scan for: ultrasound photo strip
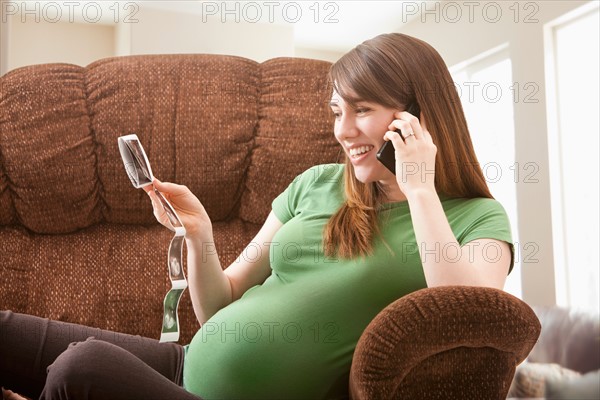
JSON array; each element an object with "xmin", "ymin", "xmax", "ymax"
[
  {"xmin": 160, "ymin": 235, "xmax": 187, "ymax": 342},
  {"xmin": 118, "ymin": 134, "xmax": 154, "ymax": 189},
  {"xmin": 118, "ymin": 133, "xmax": 188, "ymax": 343}
]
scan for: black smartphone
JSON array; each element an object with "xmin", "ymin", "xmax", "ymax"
[{"xmin": 376, "ymin": 102, "xmax": 421, "ymax": 175}]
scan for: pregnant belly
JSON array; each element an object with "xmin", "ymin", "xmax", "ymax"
[{"xmin": 183, "ymin": 277, "xmax": 359, "ymax": 400}]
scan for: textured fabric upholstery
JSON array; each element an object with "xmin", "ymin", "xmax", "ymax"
[
  {"xmin": 0, "ymin": 54, "xmax": 540, "ymax": 396},
  {"xmin": 0, "ymin": 55, "xmax": 335, "ymax": 345},
  {"xmin": 349, "ymin": 286, "xmax": 541, "ymax": 399}
]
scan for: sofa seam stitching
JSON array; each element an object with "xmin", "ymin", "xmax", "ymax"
[{"xmin": 82, "ymin": 64, "xmax": 107, "ymax": 224}]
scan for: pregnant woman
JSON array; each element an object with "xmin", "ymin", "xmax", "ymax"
[{"xmin": 1, "ymin": 32, "xmax": 513, "ymax": 400}]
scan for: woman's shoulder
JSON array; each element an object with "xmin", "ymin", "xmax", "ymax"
[{"xmin": 440, "ymin": 194, "xmax": 508, "ymax": 216}]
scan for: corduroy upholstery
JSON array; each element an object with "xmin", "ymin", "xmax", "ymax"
[{"xmin": 0, "ymin": 54, "xmax": 540, "ymax": 397}]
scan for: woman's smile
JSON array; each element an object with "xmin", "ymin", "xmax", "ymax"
[{"xmin": 347, "ymin": 144, "xmax": 375, "ymax": 162}]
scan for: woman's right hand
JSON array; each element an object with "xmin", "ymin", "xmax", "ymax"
[{"xmin": 143, "ymin": 178, "xmax": 211, "ymax": 240}]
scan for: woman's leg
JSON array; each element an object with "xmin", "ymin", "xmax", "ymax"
[
  {"xmin": 0, "ymin": 310, "xmax": 200, "ymax": 399},
  {"xmin": 40, "ymin": 338, "xmax": 201, "ymax": 400}
]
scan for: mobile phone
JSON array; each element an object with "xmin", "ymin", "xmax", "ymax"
[{"xmin": 376, "ymin": 102, "xmax": 421, "ymax": 175}]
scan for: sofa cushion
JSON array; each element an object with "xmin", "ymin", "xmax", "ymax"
[
  {"xmin": 507, "ymin": 362, "xmax": 581, "ymax": 398},
  {"xmin": 87, "ymin": 54, "xmax": 260, "ymax": 224},
  {"xmin": 0, "ymin": 227, "xmax": 31, "ymax": 312},
  {"xmin": 240, "ymin": 57, "xmax": 339, "ymax": 225},
  {"xmin": 0, "ymin": 163, "xmax": 15, "ymax": 226},
  {"xmin": 0, "ymin": 64, "xmax": 101, "ymax": 233},
  {"xmin": 0, "ymin": 56, "xmax": 341, "ymax": 232},
  {"xmin": 0, "ymin": 55, "xmax": 262, "ymax": 233},
  {"xmin": 0, "ymin": 219, "xmax": 259, "ymax": 345},
  {"xmin": 545, "ymin": 369, "xmax": 600, "ymax": 399},
  {"xmin": 530, "ymin": 306, "xmax": 600, "ymax": 373}
]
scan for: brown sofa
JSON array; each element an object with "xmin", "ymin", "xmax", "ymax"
[{"xmin": 0, "ymin": 54, "xmax": 541, "ymax": 399}]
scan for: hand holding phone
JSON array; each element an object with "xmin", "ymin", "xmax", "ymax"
[{"xmin": 376, "ymin": 102, "xmax": 421, "ymax": 175}]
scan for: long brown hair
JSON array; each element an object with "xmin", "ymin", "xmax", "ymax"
[{"xmin": 323, "ymin": 33, "xmax": 493, "ymax": 259}]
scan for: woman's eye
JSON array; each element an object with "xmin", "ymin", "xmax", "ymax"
[
  {"xmin": 332, "ymin": 111, "xmax": 341, "ymax": 118},
  {"xmin": 355, "ymin": 108, "xmax": 370, "ymax": 114}
]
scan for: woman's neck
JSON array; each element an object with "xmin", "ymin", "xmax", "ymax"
[{"xmin": 378, "ymin": 179, "xmax": 408, "ymax": 203}]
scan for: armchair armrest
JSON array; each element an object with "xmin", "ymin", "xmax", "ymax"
[{"xmin": 349, "ymin": 286, "xmax": 541, "ymax": 399}]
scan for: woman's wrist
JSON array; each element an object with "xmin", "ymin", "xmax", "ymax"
[
  {"xmin": 184, "ymin": 224, "xmax": 214, "ymax": 245},
  {"xmin": 405, "ymin": 187, "xmax": 438, "ymax": 204}
]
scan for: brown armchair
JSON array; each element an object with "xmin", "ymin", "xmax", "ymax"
[
  {"xmin": 350, "ymin": 285, "xmax": 541, "ymax": 399},
  {"xmin": 0, "ymin": 54, "xmax": 540, "ymax": 398}
]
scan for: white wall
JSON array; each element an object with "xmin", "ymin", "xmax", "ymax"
[
  {"xmin": 5, "ymin": 15, "xmax": 115, "ymax": 73},
  {"xmin": 114, "ymin": 21, "xmax": 131, "ymax": 57},
  {"xmin": 125, "ymin": 7, "xmax": 294, "ymax": 62},
  {"xmin": 0, "ymin": 0, "xmax": 11, "ymax": 75},
  {"xmin": 0, "ymin": 3, "xmax": 300, "ymax": 74},
  {"xmin": 295, "ymin": 46, "xmax": 344, "ymax": 63},
  {"xmin": 397, "ymin": 0, "xmax": 591, "ymax": 306}
]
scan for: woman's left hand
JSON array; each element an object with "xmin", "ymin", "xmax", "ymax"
[{"xmin": 383, "ymin": 111, "xmax": 437, "ymax": 197}]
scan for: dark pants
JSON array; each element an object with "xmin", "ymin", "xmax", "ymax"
[{"xmin": 0, "ymin": 310, "xmax": 202, "ymax": 400}]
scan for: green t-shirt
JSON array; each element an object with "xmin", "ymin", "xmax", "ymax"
[{"xmin": 183, "ymin": 163, "xmax": 513, "ymax": 399}]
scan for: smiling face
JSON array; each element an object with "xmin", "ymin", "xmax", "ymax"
[{"xmin": 330, "ymin": 90, "xmax": 399, "ymax": 184}]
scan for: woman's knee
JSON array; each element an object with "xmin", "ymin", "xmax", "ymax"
[{"xmin": 43, "ymin": 338, "xmax": 108, "ymax": 396}]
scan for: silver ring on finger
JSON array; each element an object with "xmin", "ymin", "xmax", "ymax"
[{"xmin": 402, "ymin": 130, "xmax": 414, "ymax": 139}]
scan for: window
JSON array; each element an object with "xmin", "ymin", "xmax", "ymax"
[
  {"xmin": 450, "ymin": 45, "xmax": 522, "ymax": 299},
  {"xmin": 545, "ymin": 2, "xmax": 599, "ymax": 313}
]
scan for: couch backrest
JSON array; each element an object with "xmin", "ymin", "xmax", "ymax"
[
  {"xmin": 0, "ymin": 55, "xmax": 339, "ymax": 233},
  {"xmin": 530, "ymin": 306, "xmax": 600, "ymax": 373}
]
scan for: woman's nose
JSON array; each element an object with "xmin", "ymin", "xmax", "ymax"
[{"xmin": 337, "ymin": 116, "xmax": 359, "ymax": 139}]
